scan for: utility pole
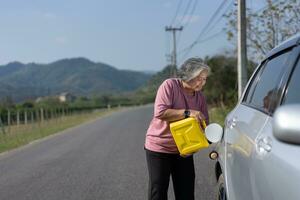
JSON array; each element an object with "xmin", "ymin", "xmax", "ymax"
[
  {"xmin": 165, "ymin": 26, "xmax": 183, "ymax": 77},
  {"xmin": 237, "ymin": 0, "xmax": 248, "ymax": 99}
]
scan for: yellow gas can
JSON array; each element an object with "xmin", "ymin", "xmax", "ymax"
[{"xmin": 170, "ymin": 117, "xmax": 209, "ymax": 156}]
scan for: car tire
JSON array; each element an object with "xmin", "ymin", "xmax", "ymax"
[{"xmin": 217, "ymin": 174, "xmax": 227, "ymax": 200}]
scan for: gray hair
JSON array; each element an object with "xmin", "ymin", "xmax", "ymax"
[{"xmin": 178, "ymin": 57, "xmax": 211, "ymax": 82}]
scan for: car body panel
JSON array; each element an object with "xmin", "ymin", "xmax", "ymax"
[
  {"xmin": 224, "ymin": 105, "xmax": 269, "ymax": 200},
  {"xmin": 251, "ymin": 118, "xmax": 300, "ymax": 200},
  {"xmin": 265, "ymin": 34, "xmax": 300, "ymax": 59},
  {"xmin": 213, "ymin": 34, "xmax": 300, "ymax": 200}
]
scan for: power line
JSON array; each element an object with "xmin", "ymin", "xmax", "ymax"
[
  {"xmin": 179, "ymin": 0, "xmax": 230, "ymax": 61},
  {"xmin": 170, "ymin": 0, "xmax": 183, "ymax": 26},
  {"xmin": 175, "ymin": 0, "xmax": 193, "ymax": 27},
  {"xmin": 193, "ymin": 0, "xmax": 229, "ymax": 41},
  {"xmin": 178, "ymin": 30, "xmax": 224, "ymax": 60},
  {"xmin": 204, "ymin": 0, "xmax": 235, "ymax": 37},
  {"xmin": 176, "ymin": 0, "xmax": 199, "ymax": 45},
  {"xmin": 166, "ymin": 0, "xmax": 195, "ymax": 67},
  {"xmin": 180, "ymin": 0, "xmax": 198, "ymax": 28},
  {"xmin": 176, "ymin": 0, "xmax": 284, "ymax": 67}
]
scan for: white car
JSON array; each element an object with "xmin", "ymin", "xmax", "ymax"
[{"xmin": 205, "ymin": 35, "xmax": 300, "ymax": 200}]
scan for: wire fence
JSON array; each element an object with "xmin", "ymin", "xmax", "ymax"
[{"xmin": 0, "ymin": 105, "xmax": 117, "ymax": 135}]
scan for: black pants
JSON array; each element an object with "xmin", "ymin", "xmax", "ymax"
[{"xmin": 145, "ymin": 149, "xmax": 195, "ymax": 200}]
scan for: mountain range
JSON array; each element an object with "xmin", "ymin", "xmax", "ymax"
[{"xmin": 0, "ymin": 58, "xmax": 152, "ymax": 102}]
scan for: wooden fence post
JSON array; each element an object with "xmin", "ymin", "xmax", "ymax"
[
  {"xmin": 36, "ymin": 109, "xmax": 39, "ymax": 124},
  {"xmin": 7, "ymin": 110, "xmax": 10, "ymax": 126},
  {"xmin": 0, "ymin": 113, "xmax": 6, "ymax": 134},
  {"xmin": 24, "ymin": 110, "xmax": 28, "ymax": 125},
  {"xmin": 31, "ymin": 111, "xmax": 34, "ymax": 124},
  {"xmin": 40, "ymin": 108, "xmax": 44, "ymax": 123},
  {"xmin": 17, "ymin": 110, "xmax": 20, "ymax": 126}
]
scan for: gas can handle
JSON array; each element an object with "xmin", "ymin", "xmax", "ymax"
[{"xmin": 201, "ymin": 120, "xmax": 207, "ymax": 129}]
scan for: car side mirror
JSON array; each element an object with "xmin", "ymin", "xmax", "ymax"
[
  {"xmin": 273, "ymin": 104, "xmax": 300, "ymax": 144},
  {"xmin": 205, "ymin": 123, "xmax": 223, "ymax": 143}
]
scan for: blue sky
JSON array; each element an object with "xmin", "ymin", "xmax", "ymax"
[{"xmin": 0, "ymin": 0, "xmax": 264, "ymax": 71}]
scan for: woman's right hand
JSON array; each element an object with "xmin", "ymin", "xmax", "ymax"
[{"xmin": 189, "ymin": 110, "xmax": 205, "ymax": 123}]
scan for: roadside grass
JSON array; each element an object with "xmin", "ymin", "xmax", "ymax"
[
  {"xmin": 0, "ymin": 108, "xmax": 120, "ymax": 154},
  {"xmin": 0, "ymin": 105, "xmax": 232, "ymax": 154},
  {"xmin": 209, "ymin": 106, "xmax": 233, "ymax": 126}
]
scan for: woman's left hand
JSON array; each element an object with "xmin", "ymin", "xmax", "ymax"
[{"xmin": 189, "ymin": 110, "xmax": 205, "ymax": 123}]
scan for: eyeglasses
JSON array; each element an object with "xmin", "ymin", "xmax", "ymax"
[{"xmin": 194, "ymin": 76, "xmax": 207, "ymax": 82}]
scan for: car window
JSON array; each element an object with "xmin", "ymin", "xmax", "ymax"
[
  {"xmin": 282, "ymin": 58, "xmax": 300, "ymax": 104},
  {"xmin": 243, "ymin": 62, "xmax": 266, "ymax": 104},
  {"xmin": 247, "ymin": 51, "xmax": 291, "ymax": 113}
]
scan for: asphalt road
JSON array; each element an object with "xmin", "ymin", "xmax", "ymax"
[{"xmin": 0, "ymin": 105, "xmax": 217, "ymax": 200}]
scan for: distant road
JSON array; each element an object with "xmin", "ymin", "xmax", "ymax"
[{"xmin": 0, "ymin": 105, "xmax": 217, "ymax": 200}]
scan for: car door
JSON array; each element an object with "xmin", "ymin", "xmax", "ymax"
[
  {"xmin": 224, "ymin": 49, "xmax": 294, "ymax": 200},
  {"xmin": 250, "ymin": 47, "xmax": 300, "ymax": 200}
]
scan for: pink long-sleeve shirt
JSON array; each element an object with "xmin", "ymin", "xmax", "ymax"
[{"xmin": 145, "ymin": 78, "xmax": 209, "ymax": 154}]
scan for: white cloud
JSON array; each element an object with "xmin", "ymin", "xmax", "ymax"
[
  {"xmin": 163, "ymin": 1, "xmax": 172, "ymax": 8},
  {"xmin": 55, "ymin": 36, "xmax": 68, "ymax": 45},
  {"xmin": 43, "ymin": 13, "xmax": 57, "ymax": 20},
  {"xmin": 178, "ymin": 15, "xmax": 201, "ymax": 25}
]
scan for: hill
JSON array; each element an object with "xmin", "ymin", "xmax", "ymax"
[{"xmin": 0, "ymin": 58, "xmax": 151, "ymax": 102}]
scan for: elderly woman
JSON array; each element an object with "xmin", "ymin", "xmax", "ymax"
[{"xmin": 144, "ymin": 57, "xmax": 211, "ymax": 200}]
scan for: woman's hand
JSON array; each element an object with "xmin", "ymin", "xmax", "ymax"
[{"xmin": 189, "ymin": 110, "xmax": 205, "ymax": 123}]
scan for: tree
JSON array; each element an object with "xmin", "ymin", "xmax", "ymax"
[
  {"xmin": 36, "ymin": 97, "xmax": 64, "ymax": 109},
  {"xmin": 224, "ymin": 0, "xmax": 300, "ymax": 60},
  {"xmin": 134, "ymin": 64, "xmax": 177, "ymax": 104},
  {"xmin": 204, "ymin": 55, "xmax": 237, "ymax": 107},
  {"xmin": 0, "ymin": 96, "xmax": 15, "ymax": 108},
  {"xmin": 203, "ymin": 54, "xmax": 257, "ymax": 107},
  {"xmin": 21, "ymin": 101, "xmax": 35, "ymax": 108}
]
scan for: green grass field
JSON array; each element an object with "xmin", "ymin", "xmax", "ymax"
[
  {"xmin": 208, "ymin": 106, "xmax": 232, "ymax": 126},
  {"xmin": 0, "ymin": 106, "xmax": 231, "ymax": 154},
  {"xmin": 0, "ymin": 108, "xmax": 119, "ymax": 153}
]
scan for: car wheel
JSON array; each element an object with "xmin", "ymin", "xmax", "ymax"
[{"xmin": 217, "ymin": 174, "xmax": 227, "ymax": 200}]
